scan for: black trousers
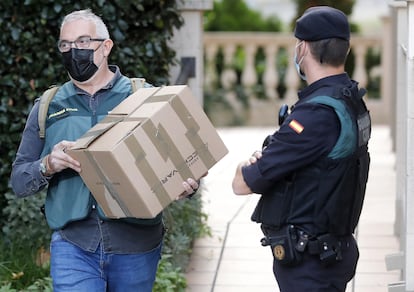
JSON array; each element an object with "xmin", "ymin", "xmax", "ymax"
[{"xmin": 273, "ymin": 235, "xmax": 359, "ymax": 292}]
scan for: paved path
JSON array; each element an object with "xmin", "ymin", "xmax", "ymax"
[{"xmin": 185, "ymin": 125, "xmax": 400, "ymax": 292}]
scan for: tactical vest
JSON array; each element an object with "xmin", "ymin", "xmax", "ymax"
[
  {"xmin": 251, "ymin": 82, "xmax": 371, "ymax": 237},
  {"xmin": 40, "ymin": 76, "xmax": 162, "ymax": 230}
]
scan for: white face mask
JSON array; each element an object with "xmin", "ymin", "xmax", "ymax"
[{"xmin": 294, "ymin": 41, "xmax": 306, "ymax": 81}]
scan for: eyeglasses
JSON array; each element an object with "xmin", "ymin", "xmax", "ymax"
[{"xmin": 57, "ymin": 35, "xmax": 105, "ymax": 53}]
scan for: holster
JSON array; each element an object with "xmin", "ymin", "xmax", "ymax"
[
  {"xmin": 261, "ymin": 225, "xmax": 303, "ymax": 266},
  {"xmin": 307, "ymin": 233, "xmax": 343, "ymax": 266}
]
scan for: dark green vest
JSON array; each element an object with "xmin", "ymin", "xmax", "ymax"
[{"xmin": 41, "ymin": 77, "xmax": 162, "ymax": 230}]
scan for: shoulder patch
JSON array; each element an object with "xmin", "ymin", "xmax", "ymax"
[{"xmin": 289, "ymin": 119, "xmax": 304, "ymax": 134}]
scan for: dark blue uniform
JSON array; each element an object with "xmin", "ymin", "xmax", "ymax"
[
  {"xmin": 243, "ymin": 75, "xmax": 344, "ymax": 192},
  {"xmin": 242, "ymin": 73, "xmax": 365, "ymax": 291}
]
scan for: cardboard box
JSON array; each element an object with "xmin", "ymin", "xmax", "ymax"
[{"xmin": 68, "ymin": 85, "xmax": 228, "ymax": 219}]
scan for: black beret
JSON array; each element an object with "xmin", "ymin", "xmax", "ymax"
[{"xmin": 294, "ymin": 6, "xmax": 350, "ymax": 41}]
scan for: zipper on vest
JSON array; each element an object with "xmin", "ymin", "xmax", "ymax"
[{"xmin": 89, "ymin": 95, "xmax": 98, "ymax": 126}]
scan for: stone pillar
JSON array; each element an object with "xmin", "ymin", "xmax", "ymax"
[
  {"xmin": 386, "ymin": 1, "xmax": 414, "ymax": 291},
  {"xmin": 393, "ymin": 0, "xmax": 408, "ymax": 245},
  {"xmin": 406, "ymin": 1, "xmax": 414, "ymax": 290},
  {"xmin": 382, "ymin": 15, "xmax": 392, "ymax": 127},
  {"xmin": 169, "ymin": 0, "xmax": 213, "ymax": 104}
]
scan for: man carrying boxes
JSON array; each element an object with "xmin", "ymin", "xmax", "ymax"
[{"xmin": 10, "ymin": 9, "xmax": 227, "ymax": 292}]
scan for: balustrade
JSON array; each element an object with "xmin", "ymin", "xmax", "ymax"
[{"xmin": 204, "ymin": 32, "xmax": 387, "ymax": 126}]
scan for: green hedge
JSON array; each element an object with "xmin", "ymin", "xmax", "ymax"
[
  {"xmin": 0, "ymin": 0, "xmax": 209, "ymax": 290},
  {"xmin": 0, "ymin": 0, "xmax": 184, "ymax": 228}
]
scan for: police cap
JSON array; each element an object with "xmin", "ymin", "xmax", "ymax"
[{"xmin": 294, "ymin": 6, "xmax": 350, "ymax": 41}]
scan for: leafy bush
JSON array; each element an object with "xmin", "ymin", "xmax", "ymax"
[
  {"xmin": 163, "ymin": 192, "xmax": 210, "ymax": 270},
  {"xmin": 154, "ymin": 191, "xmax": 211, "ymax": 292},
  {"xmin": 0, "ymin": 0, "xmax": 184, "ymax": 227},
  {"xmin": 0, "ymin": 239, "xmax": 50, "ymax": 290},
  {"xmin": 2, "ymin": 192, "xmax": 50, "ymax": 248},
  {"xmin": 204, "ymin": 0, "xmax": 283, "ymax": 32},
  {"xmin": 153, "ymin": 255, "xmax": 187, "ymax": 292}
]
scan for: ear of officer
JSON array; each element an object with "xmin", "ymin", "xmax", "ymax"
[{"xmin": 293, "ymin": 6, "xmax": 350, "ymax": 85}]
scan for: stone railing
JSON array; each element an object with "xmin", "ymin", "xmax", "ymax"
[{"xmin": 203, "ymin": 31, "xmax": 388, "ymax": 126}]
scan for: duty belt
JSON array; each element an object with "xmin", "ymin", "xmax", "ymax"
[
  {"xmin": 261, "ymin": 225, "xmax": 347, "ymax": 266},
  {"xmin": 297, "ymin": 232, "xmax": 344, "ymax": 265}
]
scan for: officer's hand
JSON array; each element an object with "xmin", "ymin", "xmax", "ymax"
[
  {"xmin": 248, "ymin": 150, "xmax": 262, "ymax": 165},
  {"xmin": 45, "ymin": 140, "xmax": 81, "ymax": 174}
]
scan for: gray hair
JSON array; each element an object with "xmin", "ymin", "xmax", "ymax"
[{"xmin": 61, "ymin": 9, "xmax": 110, "ymax": 39}]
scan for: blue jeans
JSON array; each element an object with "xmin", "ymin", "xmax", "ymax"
[{"xmin": 50, "ymin": 231, "xmax": 162, "ymax": 291}]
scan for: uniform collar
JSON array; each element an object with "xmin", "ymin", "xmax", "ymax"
[
  {"xmin": 298, "ymin": 73, "xmax": 350, "ymax": 100},
  {"xmin": 104, "ymin": 65, "xmax": 121, "ymax": 89}
]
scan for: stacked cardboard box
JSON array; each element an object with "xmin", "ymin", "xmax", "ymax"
[{"xmin": 68, "ymin": 85, "xmax": 228, "ymax": 218}]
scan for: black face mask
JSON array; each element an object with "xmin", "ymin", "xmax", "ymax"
[{"xmin": 62, "ymin": 48, "xmax": 98, "ymax": 82}]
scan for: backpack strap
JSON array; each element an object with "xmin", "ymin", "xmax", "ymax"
[
  {"xmin": 37, "ymin": 78, "xmax": 146, "ymax": 138},
  {"xmin": 38, "ymin": 85, "xmax": 59, "ymax": 139},
  {"xmin": 130, "ymin": 77, "xmax": 146, "ymax": 92}
]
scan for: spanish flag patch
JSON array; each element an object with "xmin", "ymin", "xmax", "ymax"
[{"xmin": 289, "ymin": 119, "xmax": 304, "ymax": 134}]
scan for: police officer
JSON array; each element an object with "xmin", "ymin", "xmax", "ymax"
[{"xmin": 232, "ymin": 6, "xmax": 371, "ymax": 292}]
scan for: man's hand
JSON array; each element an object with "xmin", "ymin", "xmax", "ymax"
[
  {"xmin": 182, "ymin": 178, "xmax": 199, "ymax": 196},
  {"xmin": 177, "ymin": 172, "xmax": 208, "ymax": 200},
  {"xmin": 44, "ymin": 140, "xmax": 81, "ymax": 175},
  {"xmin": 176, "ymin": 178, "xmax": 199, "ymax": 200}
]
